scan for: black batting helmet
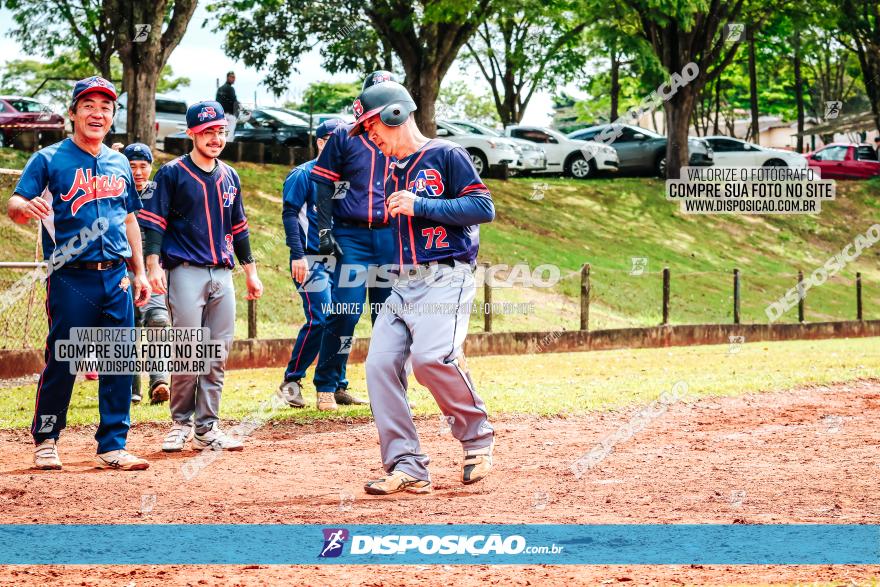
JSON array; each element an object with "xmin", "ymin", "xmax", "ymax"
[
  {"xmin": 349, "ymin": 81, "xmax": 417, "ymax": 137},
  {"xmin": 362, "ymin": 70, "xmax": 398, "ymax": 91}
]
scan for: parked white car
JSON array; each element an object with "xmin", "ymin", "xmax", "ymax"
[
  {"xmin": 504, "ymin": 125, "xmax": 619, "ymax": 179},
  {"xmin": 702, "ymin": 136, "xmax": 807, "ymax": 168},
  {"xmin": 113, "ymin": 93, "xmax": 188, "ymax": 148},
  {"xmin": 444, "ymin": 119, "xmax": 546, "ymax": 172},
  {"xmin": 435, "ymin": 120, "xmax": 520, "ymax": 175}
]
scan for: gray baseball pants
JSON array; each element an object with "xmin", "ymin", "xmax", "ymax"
[
  {"xmin": 166, "ymin": 264, "xmax": 235, "ymax": 433},
  {"xmin": 365, "ymin": 261, "xmax": 494, "ymax": 482}
]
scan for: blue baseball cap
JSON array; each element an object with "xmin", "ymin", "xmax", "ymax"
[
  {"xmin": 122, "ymin": 143, "xmax": 153, "ymax": 163},
  {"xmin": 186, "ymin": 100, "xmax": 227, "ymax": 133},
  {"xmin": 316, "ymin": 118, "xmax": 345, "ymax": 139},
  {"xmin": 71, "ymin": 76, "xmax": 118, "ymax": 103}
]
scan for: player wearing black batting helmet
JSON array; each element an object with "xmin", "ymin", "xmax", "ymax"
[{"xmin": 361, "ymin": 70, "xmax": 398, "ymax": 91}]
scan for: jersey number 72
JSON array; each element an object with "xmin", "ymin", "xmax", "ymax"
[{"xmin": 421, "ymin": 226, "xmax": 449, "ymax": 249}]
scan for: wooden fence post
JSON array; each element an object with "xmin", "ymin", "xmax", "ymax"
[
  {"xmin": 580, "ymin": 263, "xmax": 590, "ymax": 331},
  {"xmin": 856, "ymin": 272, "xmax": 863, "ymax": 321},
  {"xmin": 484, "ymin": 264, "xmax": 493, "ymax": 333},
  {"xmin": 797, "ymin": 270, "xmax": 805, "ymax": 323},
  {"xmin": 661, "ymin": 267, "xmax": 670, "ymax": 325},
  {"xmin": 248, "ymin": 299, "xmax": 257, "ymax": 339},
  {"xmin": 733, "ymin": 268, "xmax": 741, "ymax": 325}
]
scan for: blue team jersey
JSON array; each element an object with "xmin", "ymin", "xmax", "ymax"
[
  {"xmin": 138, "ymin": 155, "xmax": 249, "ymax": 269},
  {"xmin": 310, "ymin": 123, "xmax": 389, "ymax": 225},
  {"xmin": 386, "ymin": 139, "xmax": 491, "ymax": 265},
  {"xmin": 14, "ymin": 139, "xmax": 141, "ymax": 263},
  {"xmin": 282, "ymin": 159, "xmax": 320, "ymax": 257}
]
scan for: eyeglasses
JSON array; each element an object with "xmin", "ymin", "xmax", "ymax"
[{"xmin": 199, "ymin": 129, "xmax": 229, "ymax": 139}]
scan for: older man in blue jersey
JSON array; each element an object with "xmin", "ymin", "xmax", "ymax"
[
  {"xmin": 7, "ymin": 76, "xmax": 151, "ymax": 471},
  {"xmin": 350, "ymin": 81, "xmax": 496, "ymax": 495},
  {"xmin": 308, "ymin": 71, "xmax": 400, "ymax": 411},
  {"xmin": 276, "ymin": 118, "xmax": 345, "ymax": 409}
]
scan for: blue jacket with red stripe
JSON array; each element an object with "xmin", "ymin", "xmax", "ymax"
[
  {"xmin": 386, "ymin": 139, "xmax": 494, "ymax": 266},
  {"xmin": 138, "ymin": 154, "xmax": 249, "ymax": 269},
  {"xmin": 310, "ymin": 123, "xmax": 389, "ymax": 225}
]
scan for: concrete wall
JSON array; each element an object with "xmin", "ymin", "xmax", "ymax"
[{"xmin": 2, "ymin": 320, "xmax": 877, "ymax": 380}]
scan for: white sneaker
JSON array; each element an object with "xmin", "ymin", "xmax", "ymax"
[
  {"xmin": 94, "ymin": 449, "xmax": 149, "ymax": 470},
  {"xmin": 162, "ymin": 423, "xmax": 194, "ymax": 452},
  {"xmin": 192, "ymin": 422, "xmax": 243, "ymax": 451},
  {"xmin": 33, "ymin": 439, "xmax": 62, "ymax": 470}
]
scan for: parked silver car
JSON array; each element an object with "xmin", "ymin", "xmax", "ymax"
[
  {"xmin": 444, "ymin": 119, "xmax": 546, "ymax": 172},
  {"xmin": 113, "ymin": 93, "xmax": 188, "ymax": 148}
]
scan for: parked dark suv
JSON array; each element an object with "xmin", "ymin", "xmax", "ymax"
[
  {"xmin": 233, "ymin": 107, "xmax": 312, "ymax": 147},
  {"xmin": 568, "ymin": 124, "xmax": 713, "ymax": 176}
]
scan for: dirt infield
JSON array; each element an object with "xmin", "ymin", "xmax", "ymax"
[{"xmin": 1, "ymin": 379, "xmax": 879, "ymax": 585}]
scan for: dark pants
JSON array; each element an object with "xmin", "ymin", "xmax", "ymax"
[
  {"xmin": 32, "ymin": 263, "xmax": 134, "ymax": 453},
  {"xmin": 313, "ymin": 225, "xmax": 394, "ymax": 393},
  {"xmin": 284, "ymin": 259, "xmax": 332, "ymax": 381}
]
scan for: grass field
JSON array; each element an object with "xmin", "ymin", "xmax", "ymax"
[
  {"xmin": 0, "ymin": 336, "xmax": 877, "ymax": 429},
  {"xmin": 2, "ymin": 146, "xmax": 880, "ymax": 347}
]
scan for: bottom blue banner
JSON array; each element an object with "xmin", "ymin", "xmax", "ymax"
[{"xmin": 0, "ymin": 524, "xmax": 876, "ymax": 565}]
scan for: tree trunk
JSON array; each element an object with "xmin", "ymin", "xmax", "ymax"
[
  {"xmin": 408, "ymin": 66, "xmax": 440, "ymax": 137},
  {"xmin": 713, "ymin": 76, "xmax": 721, "ymax": 135},
  {"xmin": 748, "ymin": 35, "xmax": 760, "ymax": 145},
  {"xmin": 127, "ymin": 61, "xmax": 160, "ymax": 145},
  {"xmin": 610, "ymin": 48, "xmax": 621, "ymax": 121},
  {"xmin": 793, "ymin": 30, "xmax": 805, "ymax": 153},
  {"xmin": 663, "ymin": 89, "xmax": 695, "ymax": 180}
]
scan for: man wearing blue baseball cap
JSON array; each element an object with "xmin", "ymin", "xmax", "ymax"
[
  {"xmin": 276, "ymin": 118, "xmax": 346, "ymax": 409},
  {"xmin": 115, "ymin": 142, "xmax": 171, "ymax": 405},
  {"xmin": 7, "ymin": 75, "xmax": 151, "ymax": 470},
  {"xmin": 139, "ymin": 100, "xmax": 263, "ymax": 452}
]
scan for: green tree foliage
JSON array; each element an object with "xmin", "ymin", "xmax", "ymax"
[
  {"xmin": 436, "ymin": 80, "xmax": 500, "ymax": 125},
  {"xmin": 288, "ymin": 81, "xmax": 361, "ymax": 113}
]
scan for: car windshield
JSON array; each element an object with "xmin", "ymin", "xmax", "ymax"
[
  {"xmin": 454, "ymin": 121, "xmax": 501, "ymax": 136},
  {"xmin": 439, "ymin": 121, "xmax": 469, "ymax": 135},
  {"xmin": 261, "ymin": 108, "xmax": 309, "ymax": 126},
  {"xmin": 626, "ymin": 125, "xmax": 662, "ymax": 138},
  {"xmin": 9, "ymin": 99, "xmax": 48, "ymax": 113},
  {"xmin": 156, "ymin": 99, "xmax": 187, "ymax": 115}
]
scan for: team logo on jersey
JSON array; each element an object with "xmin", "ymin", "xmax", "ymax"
[
  {"xmin": 60, "ymin": 168, "xmax": 126, "ymax": 215},
  {"xmin": 222, "ymin": 186, "xmax": 237, "ymax": 207},
  {"xmin": 407, "ymin": 168, "xmax": 444, "ymax": 197},
  {"xmin": 198, "ymin": 106, "xmax": 217, "ymax": 121},
  {"xmin": 352, "ymin": 99, "xmax": 364, "ymax": 118}
]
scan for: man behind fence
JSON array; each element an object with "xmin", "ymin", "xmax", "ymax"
[{"xmin": 6, "ymin": 76, "xmax": 151, "ymax": 471}]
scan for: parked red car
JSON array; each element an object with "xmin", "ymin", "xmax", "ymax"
[
  {"xmin": 805, "ymin": 143, "xmax": 880, "ymax": 179},
  {"xmin": 0, "ymin": 96, "xmax": 65, "ymax": 149}
]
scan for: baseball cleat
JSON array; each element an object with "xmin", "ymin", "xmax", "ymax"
[
  {"xmin": 277, "ymin": 379, "xmax": 306, "ymax": 408},
  {"xmin": 150, "ymin": 382, "xmax": 170, "ymax": 405},
  {"xmin": 33, "ymin": 439, "xmax": 62, "ymax": 470},
  {"xmin": 162, "ymin": 422, "xmax": 194, "ymax": 452},
  {"xmin": 192, "ymin": 422, "xmax": 243, "ymax": 451},
  {"xmin": 131, "ymin": 390, "xmax": 142, "ymax": 404},
  {"xmin": 94, "ymin": 449, "xmax": 149, "ymax": 470},
  {"xmin": 334, "ymin": 386, "xmax": 368, "ymax": 405},
  {"xmin": 317, "ymin": 392, "xmax": 338, "ymax": 411},
  {"xmin": 462, "ymin": 441, "xmax": 494, "ymax": 485},
  {"xmin": 364, "ymin": 470, "xmax": 432, "ymax": 495}
]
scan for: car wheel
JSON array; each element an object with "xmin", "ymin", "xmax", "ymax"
[
  {"xmin": 656, "ymin": 155, "xmax": 667, "ymax": 177},
  {"xmin": 565, "ymin": 154, "xmax": 593, "ymax": 179},
  {"xmin": 467, "ymin": 149, "xmax": 488, "ymax": 175},
  {"xmin": 763, "ymin": 158, "xmax": 787, "ymax": 167}
]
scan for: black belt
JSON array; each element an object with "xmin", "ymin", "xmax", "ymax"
[
  {"xmin": 336, "ymin": 219, "xmax": 390, "ymax": 229},
  {"xmin": 65, "ymin": 259, "xmax": 123, "ymax": 271},
  {"xmin": 180, "ymin": 262, "xmax": 229, "ymax": 269},
  {"xmin": 399, "ymin": 258, "xmax": 460, "ymax": 277}
]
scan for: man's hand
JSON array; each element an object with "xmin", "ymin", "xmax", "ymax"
[
  {"xmin": 132, "ymin": 271, "xmax": 151, "ymax": 307},
  {"xmin": 318, "ymin": 229, "xmax": 344, "ymax": 257},
  {"xmin": 290, "ymin": 257, "xmax": 308, "ymax": 284},
  {"xmin": 387, "ymin": 190, "xmax": 419, "ymax": 217},
  {"xmin": 7, "ymin": 194, "xmax": 50, "ymax": 223},
  {"xmin": 243, "ymin": 264, "xmax": 263, "ymax": 300},
  {"xmin": 146, "ymin": 255, "xmax": 167, "ymax": 294}
]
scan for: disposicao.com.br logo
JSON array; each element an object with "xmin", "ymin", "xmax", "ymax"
[{"xmin": 319, "ymin": 528, "xmax": 563, "ymax": 557}]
